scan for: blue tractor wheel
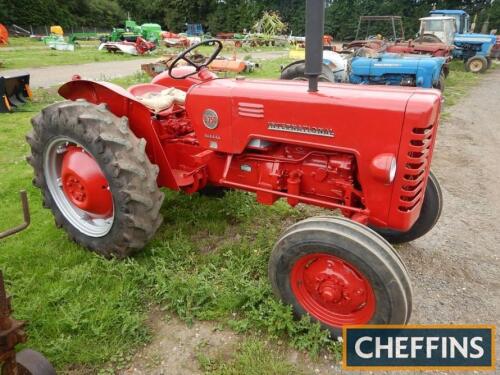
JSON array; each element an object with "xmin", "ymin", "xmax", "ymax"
[{"xmin": 465, "ymin": 56, "xmax": 488, "ymax": 73}]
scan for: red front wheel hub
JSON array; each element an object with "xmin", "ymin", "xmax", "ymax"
[
  {"xmin": 61, "ymin": 146, "xmax": 113, "ymax": 217},
  {"xmin": 290, "ymin": 253, "xmax": 376, "ymax": 326}
]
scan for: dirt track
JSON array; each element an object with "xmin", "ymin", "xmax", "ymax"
[
  {"xmin": 0, "ymin": 50, "xmax": 287, "ymax": 88},
  {"xmin": 117, "ymin": 69, "xmax": 500, "ymax": 374}
]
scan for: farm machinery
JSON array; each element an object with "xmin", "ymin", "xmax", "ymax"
[
  {"xmin": 103, "ymin": 19, "xmax": 163, "ymax": 44},
  {"xmin": 27, "ymin": 0, "xmax": 443, "ymax": 336},
  {"xmin": 141, "ymin": 54, "xmax": 256, "ymax": 77},
  {"xmin": 492, "ymin": 36, "xmax": 500, "ymax": 60},
  {"xmin": 281, "ymin": 49, "xmax": 446, "ymax": 90},
  {"xmin": 0, "ymin": 74, "xmax": 32, "ymax": 113},
  {"xmin": 343, "ymin": 15, "xmax": 452, "ymax": 76},
  {"xmin": 0, "ymin": 24, "xmax": 8, "ymax": 45},
  {"xmin": 346, "ymin": 15, "xmax": 453, "ymax": 59},
  {"xmin": 99, "ymin": 37, "xmax": 156, "ymax": 55},
  {"xmin": 0, "ymin": 191, "xmax": 56, "ymax": 374},
  {"xmin": 424, "ymin": 10, "xmax": 497, "ymax": 72},
  {"xmin": 282, "ymin": 15, "xmax": 448, "ymax": 90}
]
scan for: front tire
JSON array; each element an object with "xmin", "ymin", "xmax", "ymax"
[
  {"xmin": 268, "ymin": 217, "xmax": 412, "ymax": 338},
  {"xmin": 371, "ymin": 171, "xmax": 443, "ymax": 244},
  {"xmin": 465, "ymin": 56, "xmax": 488, "ymax": 73},
  {"xmin": 27, "ymin": 100, "xmax": 164, "ymax": 258}
]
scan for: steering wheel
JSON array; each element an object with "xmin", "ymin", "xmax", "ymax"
[{"xmin": 168, "ymin": 39, "xmax": 223, "ymax": 79}]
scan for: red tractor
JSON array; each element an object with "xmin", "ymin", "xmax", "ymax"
[{"xmin": 27, "ymin": 1, "xmax": 442, "ymax": 337}]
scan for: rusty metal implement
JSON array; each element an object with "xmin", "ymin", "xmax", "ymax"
[
  {"xmin": 0, "ymin": 191, "xmax": 56, "ymax": 374},
  {"xmin": 0, "ymin": 190, "xmax": 30, "ymax": 240}
]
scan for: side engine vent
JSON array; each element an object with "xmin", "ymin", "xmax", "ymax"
[
  {"xmin": 398, "ymin": 123, "xmax": 436, "ymax": 212},
  {"xmin": 238, "ymin": 102, "xmax": 264, "ymax": 118}
]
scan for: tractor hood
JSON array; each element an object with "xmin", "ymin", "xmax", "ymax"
[
  {"xmin": 185, "ymin": 78, "xmax": 440, "ymax": 155},
  {"xmin": 454, "ymin": 33, "xmax": 496, "ymax": 46},
  {"xmin": 351, "ymin": 53, "xmax": 445, "ymax": 86}
]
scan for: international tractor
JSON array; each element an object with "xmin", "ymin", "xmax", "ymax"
[
  {"xmin": 26, "ymin": 1, "xmax": 443, "ymax": 337},
  {"xmin": 422, "ymin": 10, "xmax": 497, "ymax": 73}
]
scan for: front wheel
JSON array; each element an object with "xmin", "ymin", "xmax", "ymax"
[
  {"xmin": 371, "ymin": 171, "xmax": 442, "ymax": 244},
  {"xmin": 268, "ymin": 216, "xmax": 412, "ymax": 338},
  {"xmin": 465, "ymin": 55, "xmax": 488, "ymax": 73}
]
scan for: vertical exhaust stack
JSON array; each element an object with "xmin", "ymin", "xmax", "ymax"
[{"xmin": 305, "ymin": 0, "xmax": 325, "ymax": 92}]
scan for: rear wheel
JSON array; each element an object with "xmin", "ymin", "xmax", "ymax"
[
  {"xmin": 371, "ymin": 171, "xmax": 442, "ymax": 244},
  {"xmin": 465, "ymin": 56, "xmax": 488, "ymax": 73},
  {"xmin": 268, "ymin": 216, "xmax": 412, "ymax": 338},
  {"xmin": 280, "ymin": 61, "xmax": 335, "ymax": 82},
  {"xmin": 27, "ymin": 100, "xmax": 164, "ymax": 258}
]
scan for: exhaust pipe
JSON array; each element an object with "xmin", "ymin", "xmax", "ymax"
[{"xmin": 305, "ymin": 0, "xmax": 325, "ymax": 92}]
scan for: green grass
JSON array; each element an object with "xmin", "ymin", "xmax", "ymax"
[
  {"xmin": 0, "ymin": 40, "xmax": 158, "ymax": 70},
  {"xmin": 0, "ymin": 37, "xmax": 288, "ymax": 70},
  {"xmin": 0, "ymin": 57, "xmax": 486, "ymax": 372},
  {"xmin": 441, "ymin": 60, "xmax": 481, "ymax": 109},
  {"xmin": 198, "ymin": 338, "xmax": 304, "ymax": 375}
]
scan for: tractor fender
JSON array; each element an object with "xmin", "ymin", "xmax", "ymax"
[{"xmin": 58, "ymin": 79, "xmax": 179, "ymax": 189}]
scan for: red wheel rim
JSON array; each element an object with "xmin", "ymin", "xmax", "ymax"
[
  {"xmin": 61, "ymin": 145, "xmax": 113, "ymax": 217},
  {"xmin": 290, "ymin": 253, "xmax": 376, "ymax": 327}
]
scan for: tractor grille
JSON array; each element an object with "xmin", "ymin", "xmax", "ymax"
[
  {"xmin": 398, "ymin": 122, "xmax": 436, "ymax": 212},
  {"xmin": 238, "ymin": 102, "xmax": 264, "ymax": 118}
]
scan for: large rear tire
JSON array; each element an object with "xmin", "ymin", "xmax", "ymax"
[
  {"xmin": 371, "ymin": 171, "xmax": 442, "ymax": 244},
  {"xmin": 27, "ymin": 100, "xmax": 164, "ymax": 258},
  {"xmin": 268, "ymin": 216, "xmax": 412, "ymax": 338},
  {"xmin": 280, "ymin": 61, "xmax": 335, "ymax": 82}
]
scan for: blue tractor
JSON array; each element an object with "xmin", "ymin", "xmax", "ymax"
[
  {"xmin": 281, "ymin": 49, "xmax": 446, "ymax": 90},
  {"xmin": 348, "ymin": 51, "xmax": 446, "ymax": 89},
  {"xmin": 421, "ymin": 10, "xmax": 497, "ymax": 73}
]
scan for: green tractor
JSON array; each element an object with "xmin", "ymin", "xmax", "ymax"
[{"xmin": 104, "ymin": 19, "xmax": 162, "ymax": 44}]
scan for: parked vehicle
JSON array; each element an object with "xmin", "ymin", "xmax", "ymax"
[
  {"xmin": 104, "ymin": 19, "xmax": 163, "ymax": 44},
  {"xmin": 282, "ymin": 49, "xmax": 446, "ymax": 90},
  {"xmin": 336, "ymin": 16, "xmax": 452, "ymax": 89},
  {"xmin": 423, "ymin": 10, "xmax": 497, "ymax": 72},
  {"xmin": 27, "ymin": 1, "xmax": 443, "ymax": 336}
]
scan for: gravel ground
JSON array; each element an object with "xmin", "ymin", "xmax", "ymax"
[{"xmin": 0, "ymin": 50, "xmax": 287, "ymax": 88}]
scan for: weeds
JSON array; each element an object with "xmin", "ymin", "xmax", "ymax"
[{"xmin": 198, "ymin": 338, "xmax": 304, "ymax": 375}]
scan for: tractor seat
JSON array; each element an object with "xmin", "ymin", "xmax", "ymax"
[{"xmin": 128, "ymin": 83, "xmax": 186, "ymax": 113}]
